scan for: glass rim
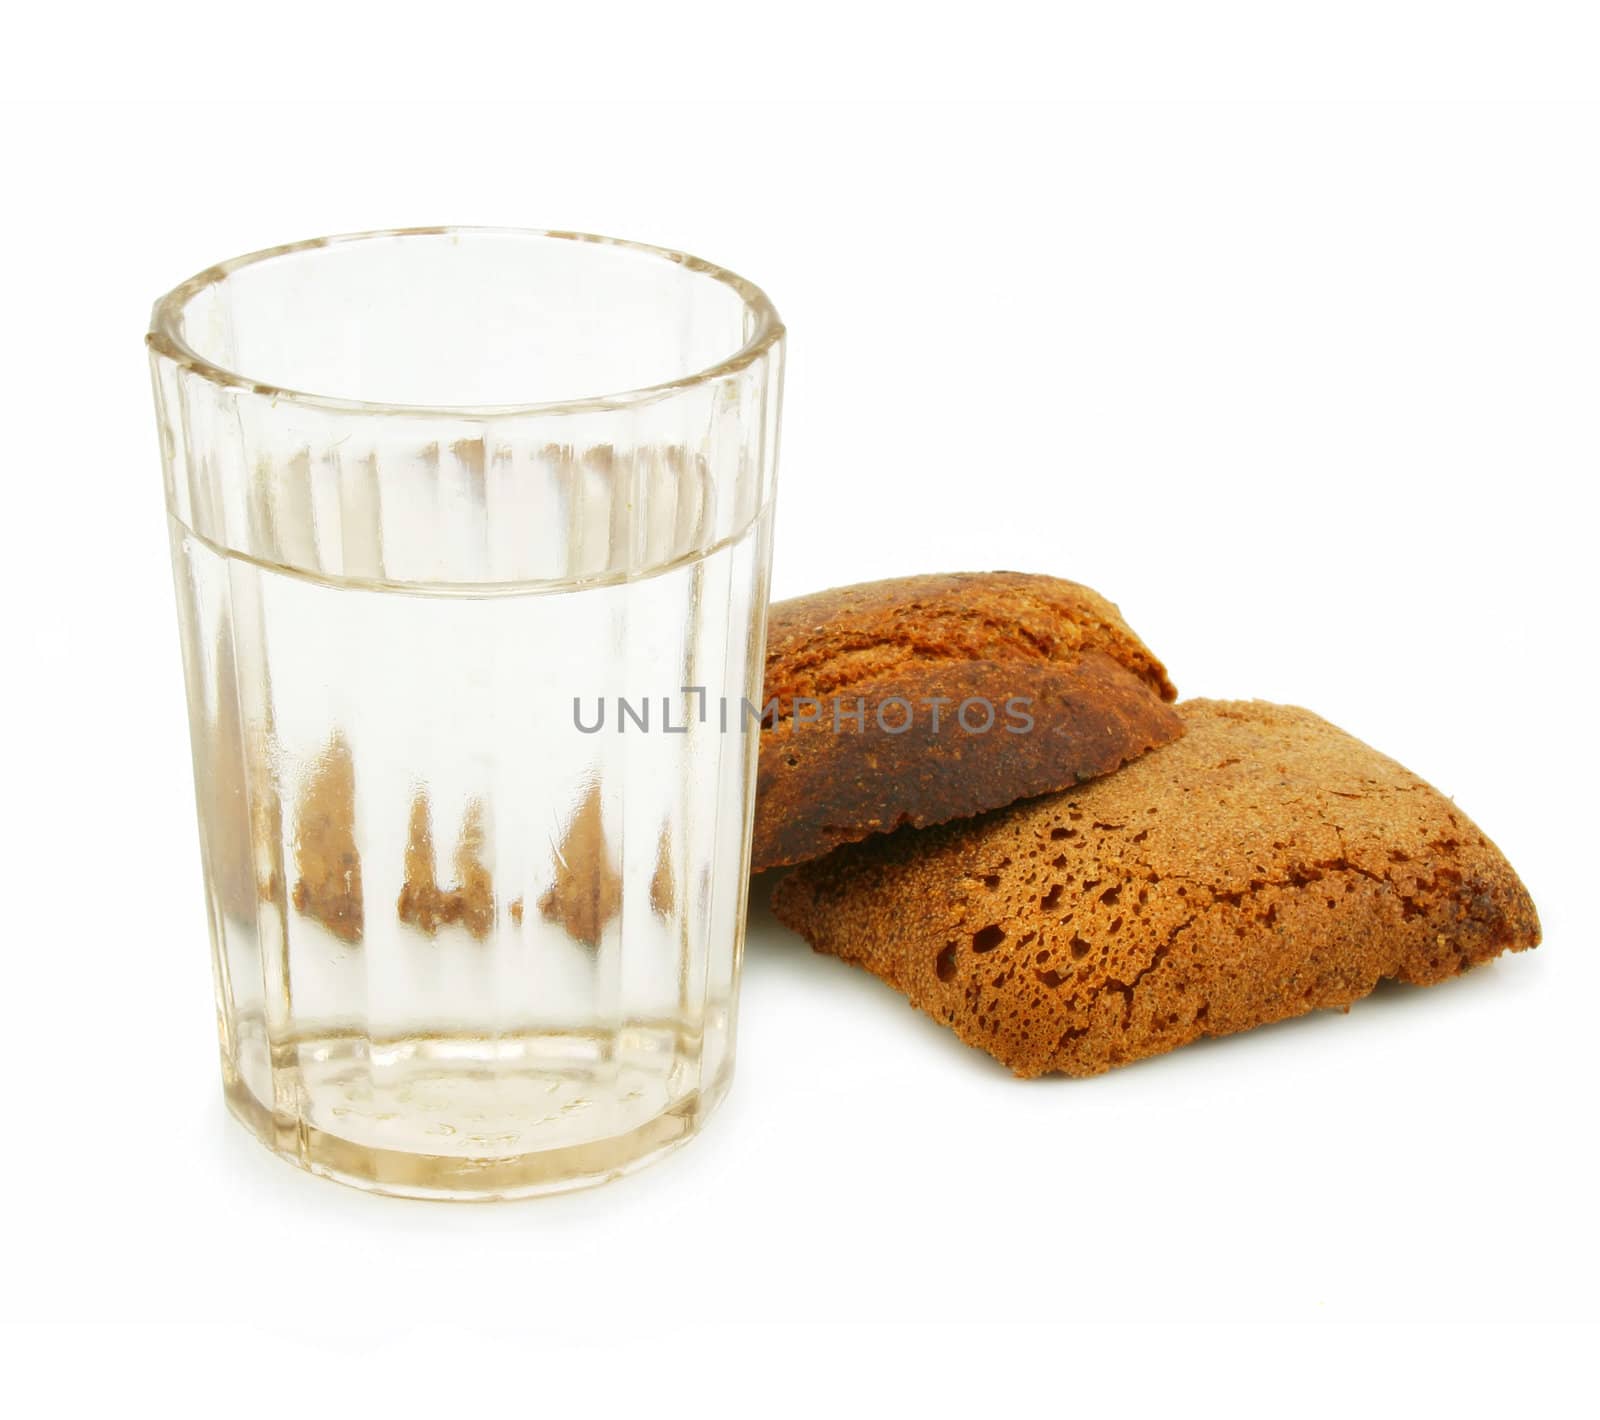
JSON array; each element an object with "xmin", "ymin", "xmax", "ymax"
[{"xmin": 146, "ymin": 225, "xmax": 785, "ymax": 420}]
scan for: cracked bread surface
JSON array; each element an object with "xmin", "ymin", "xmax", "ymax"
[
  {"xmin": 770, "ymin": 699, "xmax": 1540, "ymax": 1077},
  {"xmin": 753, "ymin": 572, "xmax": 1181, "ymax": 871}
]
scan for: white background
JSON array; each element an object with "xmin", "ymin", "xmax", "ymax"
[{"xmin": 4, "ymin": 15, "xmax": 1598, "ymax": 1410}]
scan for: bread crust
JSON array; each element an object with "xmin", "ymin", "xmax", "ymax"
[
  {"xmin": 753, "ymin": 572, "xmax": 1181, "ymax": 871},
  {"xmin": 771, "ymin": 700, "xmax": 1541, "ymax": 1077}
]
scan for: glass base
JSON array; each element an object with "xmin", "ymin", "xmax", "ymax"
[{"xmin": 221, "ymin": 1036, "xmax": 731, "ymax": 1201}]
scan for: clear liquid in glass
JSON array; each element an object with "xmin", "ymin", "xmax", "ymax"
[{"xmin": 171, "ymin": 513, "xmax": 768, "ymax": 1198}]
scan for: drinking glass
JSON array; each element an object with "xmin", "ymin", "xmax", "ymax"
[{"xmin": 148, "ymin": 228, "xmax": 784, "ymax": 1198}]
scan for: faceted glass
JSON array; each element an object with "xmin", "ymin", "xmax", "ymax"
[{"xmin": 148, "ymin": 229, "xmax": 784, "ymax": 1198}]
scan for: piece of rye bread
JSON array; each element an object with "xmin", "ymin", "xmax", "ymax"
[
  {"xmin": 752, "ymin": 572, "xmax": 1181, "ymax": 872},
  {"xmin": 771, "ymin": 699, "xmax": 1540, "ymax": 1077}
]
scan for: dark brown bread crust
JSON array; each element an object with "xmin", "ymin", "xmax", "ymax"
[
  {"xmin": 771, "ymin": 700, "xmax": 1541, "ymax": 1077},
  {"xmin": 752, "ymin": 573, "xmax": 1181, "ymax": 871}
]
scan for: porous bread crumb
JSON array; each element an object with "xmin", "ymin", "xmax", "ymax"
[
  {"xmin": 772, "ymin": 700, "xmax": 1541, "ymax": 1077},
  {"xmin": 754, "ymin": 572, "xmax": 1182, "ymax": 871}
]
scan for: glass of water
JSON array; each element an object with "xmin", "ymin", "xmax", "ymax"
[{"xmin": 148, "ymin": 229, "xmax": 784, "ymax": 1198}]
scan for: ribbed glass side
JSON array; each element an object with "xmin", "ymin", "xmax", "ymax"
[{"xmin": 150, "ymin": 230, "xmax": 782, "ymax": 1198}]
